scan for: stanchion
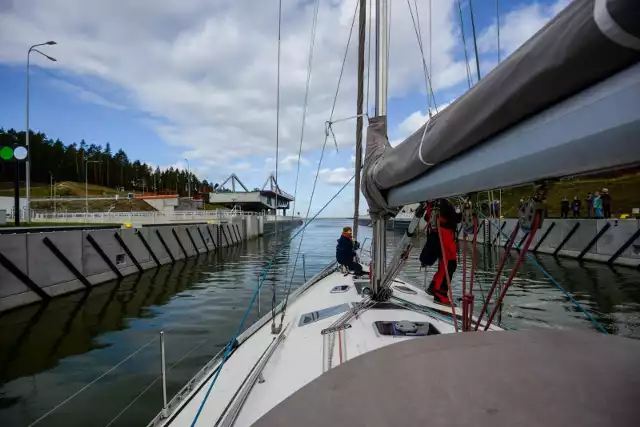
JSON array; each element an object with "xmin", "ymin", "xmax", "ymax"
[{"xmin": 160, "ymin": 331, "xmax": 168, "ymax": 418}]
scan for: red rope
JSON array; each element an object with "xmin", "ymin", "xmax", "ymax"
[
  {"xmin": 466, "ymin": 217, "xmax": 479, "ymax": 330},
  {"xmin": 484, "ymin": 213, "xmax": 541, "ymax": 330},
  {"xmin": 473, "ymin": 221, "xmax": 520, "ymax": 330},
  {"xmin": 461, "ymin": 230, "xmax": 468, "ymax": 331},
  {"xmin": 437, "ymin": 217, "xmax": 459, "ymax": 332}
]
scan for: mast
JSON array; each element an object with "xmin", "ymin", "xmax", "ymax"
[
  {"xmin": 372, "ymin": 0, "xmax": 388, "ymax": 297},
  {"xmin": 353, "ymin": 0, "xmax": 366, "ymax": 240}
]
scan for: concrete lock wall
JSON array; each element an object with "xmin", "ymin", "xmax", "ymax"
[
  {"xmin": 463, "ymin": 218, "xmax": 640, "ymax": 267},
  {"xmin": 0, "ymin": 234, "xmax": 31, "ymax": 310},
  {"xmin": 0, "ymin": 218, "xmax": 302, "ymax": 312}
]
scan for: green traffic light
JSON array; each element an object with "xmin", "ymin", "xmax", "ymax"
[{"xmin": 0, "ymin": 146, "xmax": 13, "ymax": 161}]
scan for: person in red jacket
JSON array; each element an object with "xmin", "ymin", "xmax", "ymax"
[{"xmin": 426, "ymin": 199, "xmax": 461, "ymax": 306}]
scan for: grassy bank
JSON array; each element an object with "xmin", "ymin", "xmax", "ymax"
[{"xmin": 483, "ymin": 172, "xmax": 640, "ymax": 218}]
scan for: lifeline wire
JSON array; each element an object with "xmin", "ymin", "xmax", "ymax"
[
  {"xmin": 190, "ymin": 174, "xmax": 356, "ymax": 427},
  {"xmin": 28, "ymin": 336, "xmax": 159, "ymax": 427},
  {"xmin": 105, "ymin": 335, "xmax": 215, "ymax": 427}
]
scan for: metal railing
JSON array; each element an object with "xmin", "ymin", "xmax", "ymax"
[{"xmin": 4, "ymin": 208, "xmax": 300, "ymax": 225}]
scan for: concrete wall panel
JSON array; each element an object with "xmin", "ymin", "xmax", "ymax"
[
  {"xmin": 144, "ymin": 227, "xmax": 170, "ymax": 263},
  {"xmin": 156, "ymin": 227, "xmax": 182, "ymax": 260},
  {"xmin": 185, "ymin": 225, "xmax": 206, "ymax": 253},
  {"xmin": 561, "ymin": 219, "xmax": 597, "ymax": 252},
  {"xmin": 541, "ymin": 220, "xmax": 563, "ymax": 250},
  {"xmin": 531, "ymin": 220, "xmax": 554, "ymax": 249},
  {"xmin": 207, "ymin": 224, "xmax": 219, "ymax": 248},
  {"xmin": 224, "ymin": 224, "xmax": 236, "ymax": 246},
  {"xmin": 119, "ymin": 228, "xmax": 152, "ymax": 266},
  {"xmin": 219, "ymin": 224, "xmax": 231, "ymax": 247},
  {"xmin": 196, "ymin": 225, "xmax": 213, "ymax": 251},
  {"xmin": 82, "ymin": 229, "xmax": 123, "ymax": 277},
  {"xmin": 29, "ymin": 231, "xmax": 83, "ymax": 289},
  {"xmin": 174, "ymin": 226, "xmax": 194, "ymax": 257},
  {"xmin": 0, "ymin": 234, "xmax": 30, "ymax": 298},
  {"xmin": 596, "ymin": 220, "xmax": 639, "ymax": 257}
]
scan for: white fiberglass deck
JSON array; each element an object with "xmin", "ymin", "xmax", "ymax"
[{"xmin": 153, "ymin": 266, "xmax": 500, "ymax": 427}]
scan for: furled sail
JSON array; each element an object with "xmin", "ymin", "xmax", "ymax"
[{"xmin": 362, "ymin": 0, "xmax": 640, "ymax": 219}]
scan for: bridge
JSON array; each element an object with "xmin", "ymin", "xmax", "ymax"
[{"xmin": 208, "ymin": 173, "xmax": 294, "ymax": 216}]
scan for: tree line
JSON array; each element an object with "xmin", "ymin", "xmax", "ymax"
[{"xmin": 0, "ymin": 128, "xmax": 209, "ymax": 196}]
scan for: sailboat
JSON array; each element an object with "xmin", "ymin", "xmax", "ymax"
[{"xmin": 148, "ymin": 1, "xmax": 640, "ymax": 426}]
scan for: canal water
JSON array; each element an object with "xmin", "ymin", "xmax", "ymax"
[{"xmin": 1, "ymin": 219, "xmax": 639, "ymax": 426}]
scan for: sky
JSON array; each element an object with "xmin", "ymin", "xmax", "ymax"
[{"xmin": 0, "ymin": 0, "xmax": 570, "ymax": 217}]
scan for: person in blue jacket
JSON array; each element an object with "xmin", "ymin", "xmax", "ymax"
[{"xmin": 336, "ymin": 226, "xmax": 364, "ymax": 276}]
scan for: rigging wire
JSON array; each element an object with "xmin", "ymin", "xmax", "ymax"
[
  {"xmin": 386, "ymin": 0, "xmax": 391, "ymax": 106},
  {"xmin": 189, "ymin": 174, "xmax": 356, "ymax": 427},
  {"xmin": 290, "ymin": 0, "xmax": 320, "ymax": 220},
  {"xmin": 406, "ymin": 0, "xmax": 438, "ymax": 115},
  {"xmin": 278, "ymin": 0, "xmax": 360, "ymax": 324},
  {"xmin": 189, "ymin": 7, "xmax": 362, "ymax": 422},
  {"xmin": 428, "ymin": 0, "xmax": 432, "ymax": 114},
  {"xmin": 270, "ymin": 0, "xmax": 284, "ymax": 330},
  {"xmin": 468, "ymin": 0, "xmax": 482, "ymax": 81},
  {"xmin": 496, "ymin": 0, "xmax": 501, "ymax": 64},
  {"xmin": 456, "ymin": 0, "xmax": 473, "ymax": 88},
  {"xmin": 366, "ymin": 0, "xmax": 372, "ymax": 115}
]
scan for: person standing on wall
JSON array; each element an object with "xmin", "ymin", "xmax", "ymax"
[
  {"xmin": 586, "ymin": 192, "xmax": 594, "ymax": 218},
  {"xmin": 601, "ymin": 188, "xmax": 612, "ymax": 219},
  {"xmin": 571, "ymin": 196, "xmax": 582, "ymax": 218},
  {"xmin": 593, "ymin": 191, "xmax": 603, "ymax": 218},
  {"xmin": 560, "ymin": 197, "xmax": 570, "ymax": 219}
]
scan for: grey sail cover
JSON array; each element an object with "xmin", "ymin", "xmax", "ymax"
[{"xmin": 362, "ymin": 0, "xmax": 640, "ymax": 219}]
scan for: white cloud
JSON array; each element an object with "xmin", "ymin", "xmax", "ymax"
[
  {"xmin": 279, "ymin": 154, "xmax": 310, "ymax": 170},
  {"xmin": 392, "ymin": 101, "xmax": 451, "ymax": 146},
  {"xmin": 231, "ymin": 162, "xmax": 253, "ymax": 171},
  {"xmin": 319, "ymin": 167, "xmax": 353, "ymax": 185},
  {"xmin": 49, "ymin": 78, "xmax": 126, "ymax": 110},
  {"xmin": 0, "ymin": 0, "xmax": 470, "ymax": 167}
]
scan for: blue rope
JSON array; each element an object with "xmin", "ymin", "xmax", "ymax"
[
  {"xmin": 189, "ymin": 174, "xmax": 355, "ymax": 426},
  {"xmin": 477, "ymin": 213, "xmax": 608, "ymax": 334}
]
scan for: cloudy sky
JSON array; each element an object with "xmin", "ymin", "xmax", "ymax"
[{"xmin": 0, "ymin": 0, "xmax": 569, "ymax": 217}]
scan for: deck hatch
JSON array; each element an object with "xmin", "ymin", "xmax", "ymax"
[
  {"xmin": 373, "ymin": 321, "xmax": 441, "ymax": 337},
  {"xmin": 298, "ymin": 303, "xmax": 350, "ymax": 327},
  {"xmin": 393, "ymin": 285, "xmax": 417, "ymax": 295}
]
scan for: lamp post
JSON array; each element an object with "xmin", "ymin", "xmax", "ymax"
[
  {"xmin": 184, "ymin": 158, "xmax": 191, "ymax": 199},
  {"xmin": 85, "ymin": 159, "xmax": 100, "ymax": 215},
  {"xmin": 26, "ymin": 41, "xmax": 57, "ymax": 222}
]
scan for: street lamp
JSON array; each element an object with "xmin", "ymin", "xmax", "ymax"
[
  {"xmin": 26, "ymin": 41, "xmax": 57, "ymax": 222},
  {"xmin": 184, "ymin": 158, "xmax": 191, "ymax": 199},
  {"xmin": 85, "ymin": 159, "xmax": 100, "ymax": 215}
]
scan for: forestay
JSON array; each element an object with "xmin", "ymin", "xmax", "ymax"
[{"xmin": 362, "ymin": 0, "xmax": 640, "ymax": 218}]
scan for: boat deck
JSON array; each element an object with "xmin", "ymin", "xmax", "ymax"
[{"xmin": 160, "ymin": 268, "xmax": 485, "ymax": 427}]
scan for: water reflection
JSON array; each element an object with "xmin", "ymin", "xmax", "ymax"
[{"xmin": 0, "ymin": 220, "xmax": 639, "ymax": 426}]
